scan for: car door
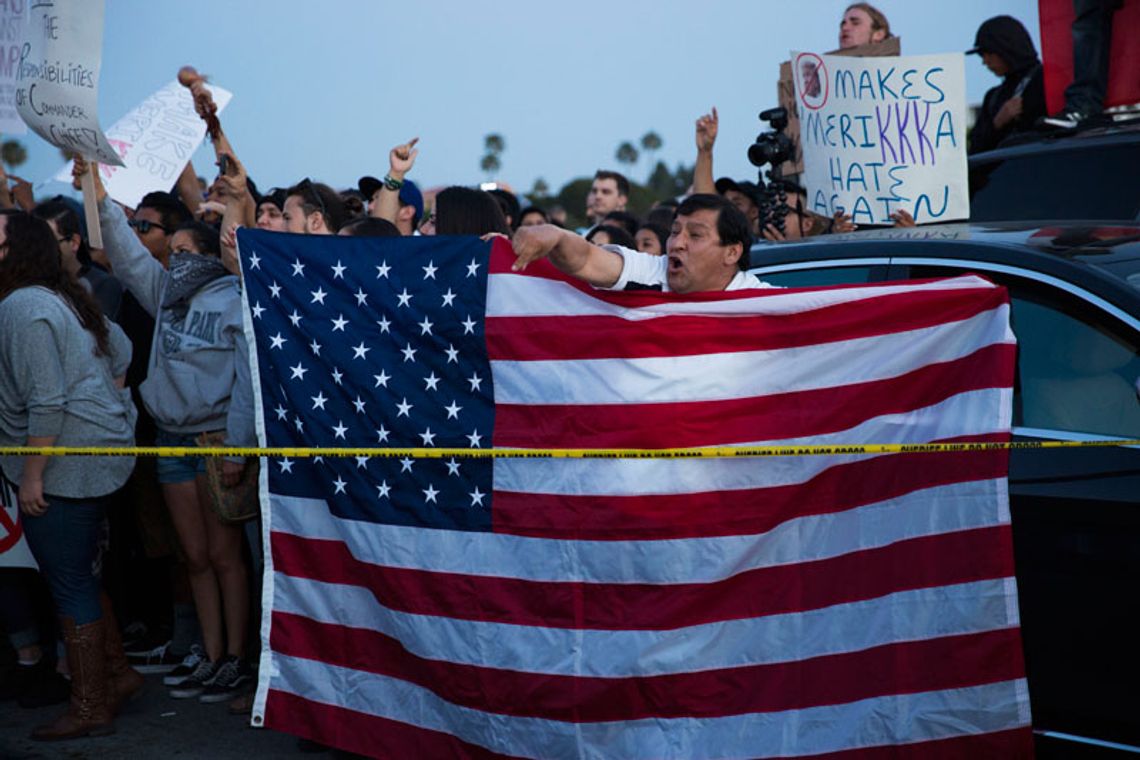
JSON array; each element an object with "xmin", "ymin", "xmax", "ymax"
[{"xmin": 896, "ymin": 260, "xmax": 1140, "ymax": 753}]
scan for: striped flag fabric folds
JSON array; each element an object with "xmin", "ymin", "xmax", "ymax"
[{"xmin": 237, "ymin": 229, "xmax": 1032, "ymax": 759}]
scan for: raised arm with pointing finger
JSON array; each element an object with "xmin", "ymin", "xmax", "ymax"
[{"xmin": 370, "ymin": 137, "xmax": 419, "ymax": 230}]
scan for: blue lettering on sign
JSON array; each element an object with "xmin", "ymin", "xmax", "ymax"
[
  {"xmin": 935, "ymin": 110, "xmax": 956, "ymax": 148},
  {"xmin": 924, "ymin": 68, "xmax": 946, "ymax": 103},
  {"xmin": 851, "ymin": 195, "xmax": 875, "ymax": 225},
  {"xmin": 835, "ymin": 68, "xmax": 858, "ymax": 98},
  {"xmin": 858, "ymin": 70, "xmax": 875, "ymax": 99},
  {"xmin": 916, "ymin": 102, "xmax": 934, "ymax": 165},
  {"xmin": 846, "ymin": 161, "xmax": 867, "ymax": 191},
  {"xmin": 875, "ymin": 105, "xmax": 896, "ymax": 163},
  {"xmin": 854, "ymin": 115, "xmax": 875, "ymax": 147},
  {"xmin": 839, "ymin": 114, "xmax": 856, "ymax": 148},
  {"xmin": 875, "ymin": 67, "xmax": 897, "ymax": 100},
  {"xmin": 914, "ymin": 186, "xmax": 950, "ymax": 218}
]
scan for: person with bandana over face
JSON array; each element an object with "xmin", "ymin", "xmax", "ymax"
[{"xmin": 72, "ymin": 157, "xmax": 257, "ymax": 707}]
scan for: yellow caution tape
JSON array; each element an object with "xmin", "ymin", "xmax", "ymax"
[{"xmin": 0, "ymin": 439, "xmax": 1138, "ymax": 459}]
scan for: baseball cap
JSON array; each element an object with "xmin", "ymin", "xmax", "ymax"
[{"xmin": 358, "ymin": 176, "xmax": 424, "ymax": 224}]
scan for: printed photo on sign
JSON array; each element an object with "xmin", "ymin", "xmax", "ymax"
[{"xmin": 796, "ymin": 52, "xmax": 827, "ymax": 111}]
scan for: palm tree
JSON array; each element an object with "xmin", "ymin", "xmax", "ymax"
[
  {"xmin": 2, "ymin": 139, "xmax": 28, "ymax": 169},
  {"xmin": 640, "ymin": 131, "xmax": 662, "ymax": 180},
  {"xmin": 615, "ymin": 141, "xmax": 639, "ymax": 169},
  {"xmin": 530, "ymin": 177, "xmax": 550, "ymax": 199},
  {"xmin": 480, "ymin": 153, "xmax": 501, "ymax": 179},
  {"xmin": 484, "ymin": 133, "xmax": 505, "ymax": 155}
]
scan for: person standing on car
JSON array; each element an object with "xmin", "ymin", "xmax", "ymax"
[{"xmin": 968, "ymin": 15, "xmax": 1047, "ymax": 154}]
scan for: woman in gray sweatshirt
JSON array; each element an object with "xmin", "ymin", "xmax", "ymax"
[
  {"xmin": 0, "ymin": 210, "xmax": 141, "ymax": 740},
  {"xmin": 93, "ymin": 169, "xmax": 257, "ymax": 705}
]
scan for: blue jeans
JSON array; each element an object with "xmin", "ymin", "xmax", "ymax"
[{"xmin": 21, "ymin": 494, "xmax": 107, "ymax": 625}]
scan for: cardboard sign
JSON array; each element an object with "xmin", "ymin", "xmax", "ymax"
[
  {"xmin": 0, "ymin": 0, "xmax": 27, "ymax": 135},
  {"xmin": 793, "ymin": 51, "xmax": 970, "ymax": 225},
  {"xmin": 777, "ymin": 37, "xmax": 900, "ymax": 181},
  {"xmin": 14, "ymin": 0, "xmax": 122, "ymax": 164},
  {"xmin": 54, "ymin": 79, "xmax": 233, "ymax": 210}
]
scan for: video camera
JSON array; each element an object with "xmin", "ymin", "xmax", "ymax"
[{"xmin": 748, "ymin": 107, "xmax": 796, "ymax": 236}]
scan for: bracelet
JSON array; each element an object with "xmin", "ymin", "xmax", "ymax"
[{"xmin": 383, "ymin": 175, "xmax": 403, "ymax": 191}]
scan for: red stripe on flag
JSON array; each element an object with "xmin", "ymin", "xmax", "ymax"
[
  {"xmin": 271, "ymin": 525, "xmax": 1015, "ymax": 630},
  {"xmin": 264, "ymin": 688, "xmax": 525, "ymax": 760},
  {"xmin": 494, "ymin": 344, "xmax": 1015, "ymax": 448},
  {"xmin": 493, "ymin": 447, "xmax": 1008, "ymax": 541},
  {"xmin": 271, "ymin": 612, "xmax": 1025, "ymax": 721},
  {"xmin": 486, "ymin": 287, "xmax": 1007, "ymax": 360}
]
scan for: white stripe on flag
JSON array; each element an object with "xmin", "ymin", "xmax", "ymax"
[
  {"xmin": 494, "ymin": 389, "xmax": 1009, "ymax": 496},
  {"xmin": 486, "ymin": 272, "xmax": 1001, "ymax": 319},
  {"xmin": 491, "ymin": 308, "xmax": 1011, "ymax": 404},
  {"xmin": 271, "ymin": 574, "xmax": 1017, "ymax": 677},
  {"xmin": 269, "ymin": 476, "xmax": 1008, "ymax": 585}
]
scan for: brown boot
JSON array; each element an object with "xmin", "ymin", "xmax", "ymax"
[
  {"xmin": 31, "ymin": 618, "xmax": 115, "ymax": 741},
  {"xmin": 100, "ymin": 593, "xmax": 144, "ymax": 714}
]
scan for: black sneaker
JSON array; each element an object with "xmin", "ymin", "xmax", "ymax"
[
  {"xmin": 127, "ymin": 640, "xmax": 183, "ymax": 673},
  {"xmin": 1041, "ymin": 110, "xmax": 1087, "ymax": 129},
  {"xmin": 198, "ymin": 656, "xmax": 253, "ymax": 704},
  {"xmin": 168, "ymin": 657, "xmax": 218, "ymax": 699},
  {"xmin": 162, "ymin": 644, "xmax": 207, "ymax": 686}
]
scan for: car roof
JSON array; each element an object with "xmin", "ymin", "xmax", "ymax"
[
  {"xmin": 749, "ymin": 221, "xmax": 1140, "ymax": 315},
  {"xmin": 968, "ymin": 117, "xmax": 1140, "ymax": 163}
]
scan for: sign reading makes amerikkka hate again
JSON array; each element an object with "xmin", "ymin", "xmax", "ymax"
[
  {"xmin": 793, "ymin": 51, "xmax": 968, "ymax": 225},
  {"xmin": 14, "ymin": 0, "xmax": 122, "ymax": 165}
]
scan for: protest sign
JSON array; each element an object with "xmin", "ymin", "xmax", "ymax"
[
  {"xmin": 14, "ymin": 0, "xmax": 121, "ymax": 165},
  {"xmin": 0, "ymin": 0, "xmax": 27, "ymax": 135},
  {"xmin": 54, "ymin": 79, "xmax": 233, "ymax": 210},
  {"xmin": 0, "ymin": 478, "xmax": 37, "ymax": 570},
  {"xmin": 776, "ymin": 37, "xmax": 900, "ymax": 180},
  {"xmin": 793, "ymin": 51, "xmax": 969, "ymax": 225}
]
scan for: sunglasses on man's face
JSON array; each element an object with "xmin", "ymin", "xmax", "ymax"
[{"xmin": 128, "ymin": 219, "xmax": 168, "ymax": 235}]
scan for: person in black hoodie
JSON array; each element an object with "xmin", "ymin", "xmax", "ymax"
[{"xmin": 967, "ymin": 16, "xmax": 1046, "ymax": 154}]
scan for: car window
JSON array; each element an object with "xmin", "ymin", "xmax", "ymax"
[
  {"xmin": 907, "ymin": 266, "xmax": 1140, "ymax": 437},
  {"xmin": 753, "ymin": 266, "xmax": 882, "ymax": 289},
  {"xmin": 970, "ymin": 144, "xmax": 1140, "ymax": 222}
]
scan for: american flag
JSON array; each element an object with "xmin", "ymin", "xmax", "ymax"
[{"xmin": 238, "ymin": 229, "xmax": 1032, "ymax": 759}]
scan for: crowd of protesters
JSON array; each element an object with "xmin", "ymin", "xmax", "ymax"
[{"xmin": 0, "ymin": 0, "xmax": 1121, "ymax": 749}]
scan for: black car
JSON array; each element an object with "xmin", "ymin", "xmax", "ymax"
[
  {"xmin": 749, "ymin": 222, "xmax": 1140, "ymax": 758},
  {"xmin": 969, "ymin": 119, "xmax": 1140, "ymax": 223}
]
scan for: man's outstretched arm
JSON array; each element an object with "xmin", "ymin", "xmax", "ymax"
[{"xmin": 511, "ymin": 224, "xmax": 625, "ymax": 288}]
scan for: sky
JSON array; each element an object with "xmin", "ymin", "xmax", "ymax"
[{"xmin": 7, "ymin": 0, "xmax": 1041, "ymax": 199}]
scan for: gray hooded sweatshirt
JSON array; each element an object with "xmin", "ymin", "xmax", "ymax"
[{"xmin": 98, "ymin": 197, "xmax": 255, "ymax": 449}]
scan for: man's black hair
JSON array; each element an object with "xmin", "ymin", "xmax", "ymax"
[
  {"xmin": 602, "ymin": 210, "xmax": 640, "ymax": 238},
  {"xmin": 675, "ymin": 193, "xmax": 753, "ymax": 269},
  {"xmin": 339, "ymin": 217, "xmax": 401, "ymax": 238},
  {"xmin": 137, "ymin": 191, "xmax": 192, "ymax": 232},
  {"xmin": 586, "ymin": 223, "xmax": 637, "ymax": 249},
  {"xmin": 594, "ymin": 170, "xmax": 630, "ymax": 198},
  {"xmin": 488, "ymin": 188, "xmax": 521, "ymax": 231},
  {"xmin": 286, "ymin": 179, "xmax": 348, "ymax": 232}
]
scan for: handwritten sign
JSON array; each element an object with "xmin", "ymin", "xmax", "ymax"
[
  {"xmin": 777, "ymin": 38, "xmax": 901, "ymax": 180},
  {"xmin": 793, "ymin": 51, "xmax": 969, "ymax": 225},
  {"xmin": 0, "ymin": 0, "xmax": 27, "ymax": 134},
  {"xmin": 54, "ymin": 79, "xmax": 233, "ymax": 210},
  {"xmin": 14, "ymin": 0, "xmax": 121, "ymax": 164}
]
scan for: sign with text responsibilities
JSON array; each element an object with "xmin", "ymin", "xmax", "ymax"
[
  {"xmin": 793, "ymin": 51, "xmax": 968, "ymax": 225},
  {"xmin": 15, "ymin": 0, "xmax": 122, "ymax": 165}
]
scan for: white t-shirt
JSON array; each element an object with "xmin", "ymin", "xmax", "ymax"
[{"xmin": 601, "ymin": 245, "xmax": 774, "ymax": 292}]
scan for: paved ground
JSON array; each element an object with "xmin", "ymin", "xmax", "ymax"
[{"xmin": 0, "ymin": 672, "xmax": 336, "ymax": 759}]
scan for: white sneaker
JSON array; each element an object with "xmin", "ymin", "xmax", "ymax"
[{"xmin": 162, "ymin": 644, "xmax": 207, "ymax": 686}]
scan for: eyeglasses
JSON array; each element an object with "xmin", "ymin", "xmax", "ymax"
[{"xmin": 128, "ymin": 219, "xmax": 168, "ymax": 234}]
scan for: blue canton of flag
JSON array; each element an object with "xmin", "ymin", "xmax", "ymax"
[{"xmin": 237, "ymin": 229, "xmax": 494, "ymax": 531}]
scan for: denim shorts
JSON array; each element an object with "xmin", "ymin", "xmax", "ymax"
[{"xmin": 154, "ymin": 430, "xmax": 208, "ymax": 485}]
